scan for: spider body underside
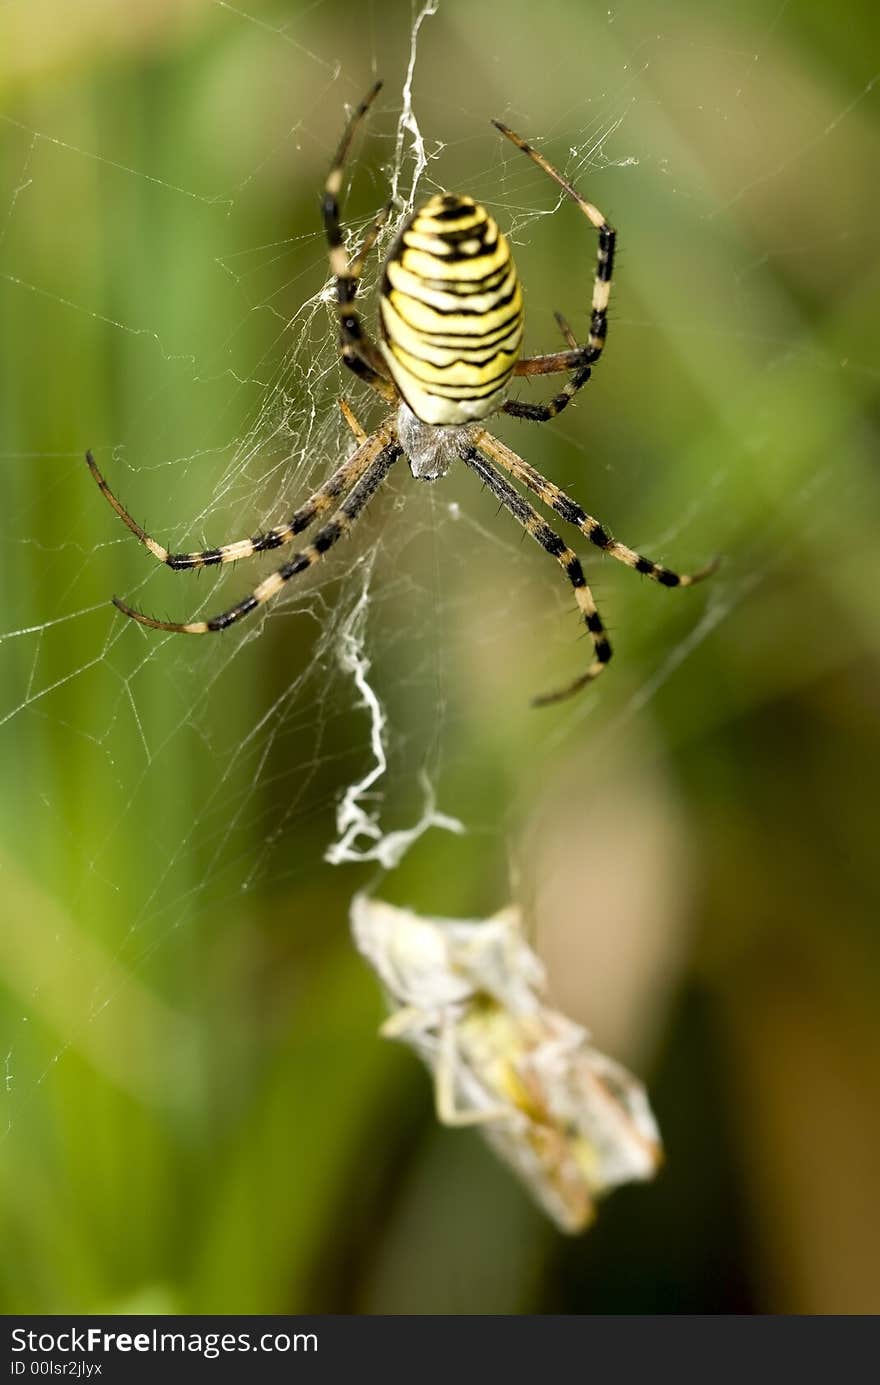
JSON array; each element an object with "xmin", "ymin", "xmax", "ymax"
[
  {"xmin": 396, "ymin": 403, "xmax": 478, "ymax": 481},
  {"xmin": 86, "ymin": 80, "xmax": 717, "ymax": 706}
]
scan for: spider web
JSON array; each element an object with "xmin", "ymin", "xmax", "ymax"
[{"xmin": 0, "ymin": 0, "xmax": 877, "ymax": 1158}]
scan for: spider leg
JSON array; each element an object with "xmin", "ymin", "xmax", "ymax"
[
  {"xmin": 476, "ymin": 431, "xmax": 720, "ymax": 588},
  {"xmin": 463, "ymin": 445, "xmax": 611, "ymax": 706},
  {"xmin": 505, "ymin": 310, "xmax": 596, "ymax": 420},
  {"xmin": 505, "ymin": 312, "xmax": 593, "ymax": 420},
  {"xmin": 504, "ymin": 308, "xmax": 596, "ymax": 421},
  {"xmin": 323, "ymin": 81, "xmax": 396, "ymax": 403},
  {"xmin": 85, "ymin": 422, "xmax": 394, "ymax": 571},
  {"xmin": 494, "ymin": 120, "xmax": 614, "ymax": 421},
  {"xmin": 554, "ymin": 310, "xmax": 579, "ymax": 350},
  {"xmin": 493, "ymin": 120, "xmax": 614, "ymax": 364},
  {"xmin": 504, "ymin": 359, "xmax": 592, "ymax": 423},
  {"xmin": 512, "ymin": 309, "xmax": 586, "ymax": 377},
  {"xmin": 112, "ymin": 440, "xmax": 402, "ymax": 633}
]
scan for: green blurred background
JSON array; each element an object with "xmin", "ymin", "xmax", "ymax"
[{"xmin": 1, "ymin": 0, "xmax": 879, "ymax": 1314}]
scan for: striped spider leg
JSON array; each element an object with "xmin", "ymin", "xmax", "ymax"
[
  {"xmin": 84, "ymin": 78, "xmax": 403, "ymax": 638},
  {"xmin": 481, "ymin": 431, "xmax": 720, "ymax": 591},
  {"xmin": 322, "ymin": 79, "xmax": 397, "ymax": 404},
  {"xmin": 106, "ymin": 428, "xmax": 402, "ymax": 633},
  {"xmin": 507, "ymin": 309, "xmax": 592, "ymax": 423},
  {"xmin": 463, "ymin": 443, "xmax": 610, "ymax": 706},
  {"xmin": 86, "ymin": 404, "xmax": 401, "ymax": 633},
  {"xmin": 458, "ymin": 128, "xmax": 716, "ymax": 702},
  {"xmin": 469, "ymin": 430, "xmax": 718, "ymax": 705},
  {"xmin": 493, "ymin": 120, "xmax": 616, "ymax": 424},
  {"xmin": 84, "ymin": 402, "xmax": 387, "ymax": 577}
]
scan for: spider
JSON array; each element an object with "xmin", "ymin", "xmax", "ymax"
[{"xmin": 86, "ymin": 81, "xmax": 717, "ymax": 705}]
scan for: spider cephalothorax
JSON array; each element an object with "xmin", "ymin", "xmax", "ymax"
[{"xmin": 86, "ymin": 80, "xmax": 716, "ymax": 705}]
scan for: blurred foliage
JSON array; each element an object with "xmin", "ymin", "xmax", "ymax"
[{"xmin": 1, "ymin": 0, "xmax": 879, "ymax": 1315}]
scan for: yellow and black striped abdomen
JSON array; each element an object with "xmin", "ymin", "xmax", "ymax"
[{"xmin": 379, "ymin": 194, "xmax": 524, "ymax": 425}]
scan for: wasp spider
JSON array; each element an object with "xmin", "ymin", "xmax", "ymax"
[{"xmin": 86, "ymin": 81, "xmax": 717, "ymax": 705}]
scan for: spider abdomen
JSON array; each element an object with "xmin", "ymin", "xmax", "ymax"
[{"xmin": 379, "ymin": 194, "xmax": 524, "ymax": 426}]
